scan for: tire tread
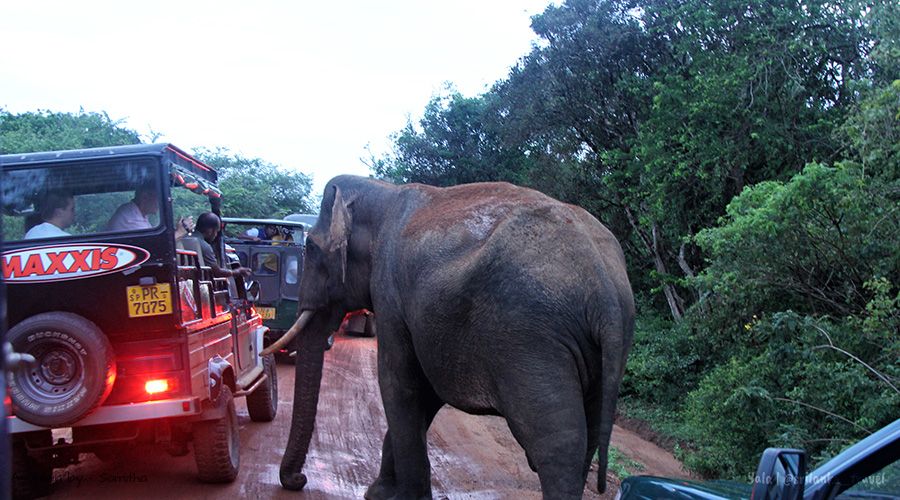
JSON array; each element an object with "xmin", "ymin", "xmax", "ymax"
[
  {"xmin": 193, "ymin": 387, "xmax": 240, "ymax": 483},
  {"xmin": 246, "ymin": 354, "xmax": 278, "ymax": 422}
]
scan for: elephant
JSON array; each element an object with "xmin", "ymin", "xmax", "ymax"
[{"xmin": 262, "ymin": 175, "xmax": 634, "ymax": 499}]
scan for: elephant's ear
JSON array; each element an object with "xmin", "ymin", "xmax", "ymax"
[{"xmin": 327, "ymin": 186, "xmax": 353, "ymax": 283}]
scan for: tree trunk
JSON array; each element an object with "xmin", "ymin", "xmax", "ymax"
[{"xmin": 625, "ymin": 208, "xmax": 685, "ymax": 322}]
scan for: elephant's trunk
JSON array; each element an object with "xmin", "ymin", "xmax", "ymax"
[{"xmin": 279, "ymin": 314, "xmax": 329, "ymax": 490}]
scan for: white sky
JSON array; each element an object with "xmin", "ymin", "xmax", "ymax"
[{"xmin": 1, "ymin": 0, "xmax": 552, "ymax": 195}]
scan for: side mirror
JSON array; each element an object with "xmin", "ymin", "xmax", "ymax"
[
  {"xmin": 751, "ymin": 448, "xmax": 806, "ymax": 500},
  {"xmin": 245, "ymin": 280, "xmax": 260, "ymax": 302}
]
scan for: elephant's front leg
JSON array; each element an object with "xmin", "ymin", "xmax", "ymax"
[
  {"xmin": 367, "ymin": 331, "xmax": 443, "ymax": 500},
  {"xmin": 364, "ymin": 430, "xmax": 395, "ymax": 499}
]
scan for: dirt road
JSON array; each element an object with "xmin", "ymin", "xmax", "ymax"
[{"xmin": 47, "ymin": 335, "xmax": 685, "ymax": 499}]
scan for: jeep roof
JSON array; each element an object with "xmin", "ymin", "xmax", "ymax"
[{"xmin": 1, "ymin": 143, "xmax": 217, "ymax": 183}]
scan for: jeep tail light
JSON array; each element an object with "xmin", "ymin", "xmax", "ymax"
[{"xmin": 145, "ymin": 378, "xmax": 175, "ymax": 395}]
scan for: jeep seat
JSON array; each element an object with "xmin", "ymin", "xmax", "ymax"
[{"xmin": 177, "ymin": 237, "xmax": 206, "ymax": 267}]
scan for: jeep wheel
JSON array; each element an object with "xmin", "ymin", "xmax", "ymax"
[
  {"xmin": 246, "ymin": 354, "xmax": 278, "ymax": 422},
  {"xmin": 193, "ymin": 386, "xmax": 240, "ymax": 483},
  {"xmin": 8, "ymin": 312, "xmax": 116, "ymax": 427},
  {"xmin": 12, "ymin": 431, "xmax": 52, "ymax": 499}
]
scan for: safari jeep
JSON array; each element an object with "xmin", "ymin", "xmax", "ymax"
[
  {"xmin": 222, "ymin": 216, "xmax": 375, "ymax": 363},
  {"xmin": 221, "ymin": 217, "xmax": 307, "ymax": 361},
  {"xmin": 1, "ymin": 144, "xmax": 277, "ymax": 498}
]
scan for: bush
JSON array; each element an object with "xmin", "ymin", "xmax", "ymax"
[
  {"xmin": 680, "ymin": 313, "xmax": 899, "ymax": 478},
  {"xmin": 694, "ymin": 162, "xmax": 899, "ymax": 321},
  {"xmin": 622, "ymin": 312, "xmax": 702, "ymax": 408},
  {"xmin": 676, "ymin": 160, "xmax": 899, "ymax": 475},
  {"xmin": 625, "ymin": 161, "xmax": 900, "ymax": 478}
]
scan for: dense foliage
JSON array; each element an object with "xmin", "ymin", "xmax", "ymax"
[
  {"xmin": 0, "ymin": 109, "xmax": 315, "ymax": 223},
  {"xmin": 375, "ymin": 0, "xmax": 899, "ymax": 478},
  {"xmin": 0, "ymin": 109, "xmax": 141, "ymax": 153},
  {"xmin": 195, "ymin": 148, "xmax": 315, "ymax": 219}
]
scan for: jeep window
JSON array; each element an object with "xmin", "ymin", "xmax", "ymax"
[
  {"xmin": 836, "ymin": 456, "xmax": 900, "ymax": 498},
  {"xmin": 252, "ymin": 252, "xmax": 279, "ymax": 275},
  {"xmin": 236, "ymin": 251, "xmax": 250, "ymax": 268},
  {"xmin": 171, "ymin": 181, "xmax": 212, "ymax": 232},
  {"xmin": 285, "ymin": 254, "xmax": 298, "ymax": 285},
  {"xmin": 222, "ymin": 224, "xmax": 255, "ymax": 242},
  {"xmin": 3, "ymin": 159, "xmax": 160, "ymax": 241}
]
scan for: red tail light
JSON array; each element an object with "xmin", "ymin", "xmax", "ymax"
[{"xmin": 145, "ymin": 378, "xmax": 175, "ymax": 395}]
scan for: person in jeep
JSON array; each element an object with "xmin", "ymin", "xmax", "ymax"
[
  {"xmin": 240, "ymin": 224, "xmax": 279, "ymax": 243},
  {"xmin": 23, "ymin": 190, "xmax": 76, "ymax": 239},
  {"xmin": 108, "ymin": 182, "xmax": 193, "ymax": 239},
  {"xmin": 194, "ymin": 211, "xmax": 252, "ymax": 278}
]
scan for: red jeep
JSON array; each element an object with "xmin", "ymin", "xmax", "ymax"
[{"xmin": 2, "ymin": 144, "xmax": 277, "ymax": 498}]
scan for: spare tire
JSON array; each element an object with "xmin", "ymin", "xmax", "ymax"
[{"xmin": 7, "ymin": 312, "xmax": 116, "ymax": 427}]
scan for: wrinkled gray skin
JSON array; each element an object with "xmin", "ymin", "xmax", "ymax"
[{"xmin": 280, "ymin": 176, "xmax": 634, "ymax": 499}]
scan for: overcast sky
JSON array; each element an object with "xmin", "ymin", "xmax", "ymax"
[{"xmin": 1, "ymin": 0, "xmax": 552, "ymax": 194}]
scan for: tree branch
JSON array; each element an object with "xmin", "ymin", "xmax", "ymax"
[
  {"xmin": 811, "ymin": 324, "xmax": 900, "ymax": 395},
  {"xmin": 774, "ymin": 397, "xmax": 871, "ymax": 435},
  {"xmin": 678, "ymin": 242, "xmax": 696, "ymax": 279}
]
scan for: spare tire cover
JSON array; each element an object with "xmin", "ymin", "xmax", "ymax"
[{"xmin": 7, "ymin": 312, "xmax": 116, "ymax": 427}]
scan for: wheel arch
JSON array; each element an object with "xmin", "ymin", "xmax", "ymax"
[{"xmin": 207, "ymin": 356, "xmax": 236, "ymax": 403}]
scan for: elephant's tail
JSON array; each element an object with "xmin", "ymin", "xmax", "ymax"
[
  {"xmin": 593, "ymin": 361, "xmax": 622, "ymax": 493},
  {"xmin": 590, "ymin": 286, "xmax": 634, "ymax": 494}
]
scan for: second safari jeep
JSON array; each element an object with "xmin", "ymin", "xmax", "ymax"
[{"xmin": 221, "ymin": 217, "xmax": 308, "ymax": 361}]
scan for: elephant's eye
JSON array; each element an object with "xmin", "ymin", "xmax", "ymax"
[{"xmin": 305, "ymin": 239, "xmax": 319, "ymax": 257}]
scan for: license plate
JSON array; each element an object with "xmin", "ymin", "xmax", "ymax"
[
  {"xmin": 126, "ymin": 284, "xmax": 172, "ymax": 318},
  {"xmin": 256, "ymin": 307, "xmax": 276, "ymax": 320}
]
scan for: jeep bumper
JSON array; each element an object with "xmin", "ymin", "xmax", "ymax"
[{"xmin": 7, "ymin": 397, "xmax": 201, "ymax": 433}]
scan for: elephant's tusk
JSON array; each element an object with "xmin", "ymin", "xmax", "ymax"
[{"xmin": 260, "ymin": 309, "xmax": 314, "ymax": 357}]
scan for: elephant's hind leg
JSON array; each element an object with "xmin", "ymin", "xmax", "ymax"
[
  {"xmin": 501, "ymin": 370, "xmax": 588, "ymax": 499},
  {"xmin": 521, "ymin": 408, "xmax": 588, "ymax": 499}
]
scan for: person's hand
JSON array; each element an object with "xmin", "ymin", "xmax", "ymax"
[
  {"xmin": 180, "ymin": 216, "xmax": 195, "ymax": 233},
  {"xmin": 175, "ymin": 216, "xmax": 195, "ymax": 240},
  {"xmin": 235, "ymin": 267, "xmax": 252, "ymax": 278}
]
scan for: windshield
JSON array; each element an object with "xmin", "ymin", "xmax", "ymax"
[
  {"xmin": 836, "ymin": 458, "xmax": 900, "ymax": 499},
  {"xmin": 3, "ymin": 159, "xmax": 161, "ymax": 241},
  {"xmin": 221, "ymin": 223, "xmax": 299, "ymax": 243}
]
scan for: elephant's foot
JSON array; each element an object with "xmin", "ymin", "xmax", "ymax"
[
  {"xmin": 280, "ymin": 471, "xmax": 308, "ymax": 491},
  {"xmin": 366, "ymin": 481, "xmax": 434, "ymax": 500},
  {"xmin": 364, "ymin": 478, "xmax": 395, "ymax": 500}
]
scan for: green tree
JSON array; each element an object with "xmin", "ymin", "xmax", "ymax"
[
  {"xmin": 194, "ymin": 148, "xmax": 315, "ymax": 219},
  {"xmin": 0, "ymin": 109, "xmax": 141, "ymax": 153},
  {"xmin": 695, "ymin": 163, "xmax": 898, "ymax": 319},
  {"xmin": 374, "ymin": 90, "xmax": 530, "ymax": 187}
]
